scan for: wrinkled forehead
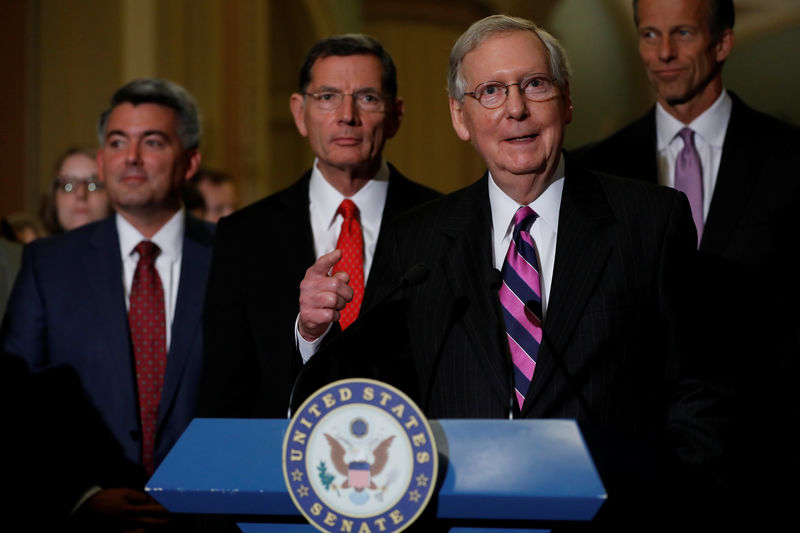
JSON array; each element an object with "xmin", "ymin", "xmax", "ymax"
[
  {"xmin": 308, "ymin": 54, "xmax": 385, "ymax": 91},
  {"xmin": 462, "ymin": 31, "xmax": 549, "ymax": 82}
]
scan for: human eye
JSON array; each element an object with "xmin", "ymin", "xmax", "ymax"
[
  {"xmin": 316, "ymin": 92, "xmax": 336, "ymax": 101},
  {"xmin": 144, "ymin": 136, "xmax": 166, "ymax": 149},
  {"xmin": 639, "ymin": 29, "xmax": 658, "ymax": 41},
  {"xmin": 106, "ymin": 136, "xmax": 126, "ymax": 149}
]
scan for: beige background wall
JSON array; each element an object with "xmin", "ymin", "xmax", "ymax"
[{"xmin": 2, "ymin": 0, "xmax": 799, "ymax": 219}]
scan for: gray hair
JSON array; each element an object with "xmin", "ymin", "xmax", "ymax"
[
  {"xmin": 447, "ymin": 14, "xmax": 572, "ymax": 101},
  {"xmin": 96, "ymin": 78, "xmax": 202, "ymax": 150}
]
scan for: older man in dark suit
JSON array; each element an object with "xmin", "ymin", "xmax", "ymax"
[
  {"xmin": 574, "ymin": 1, "xmax": 799, "ymax": 525},
  {"xmin": 198, "ymin": 34, "xmax": 439, "ymax": 420},
  {"xmin": 297, "ymin": 14, "xmax": 722, "ymax": 530},
  {"xmin": 1, "ymin": 78, "xmax": 213, "ymax": 530}
]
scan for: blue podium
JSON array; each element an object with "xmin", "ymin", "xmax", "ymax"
[{"xmin": 147, "ymin": 418, "xmax": 606, "ymax": 532}]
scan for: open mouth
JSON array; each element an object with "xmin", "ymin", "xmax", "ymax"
[{"xmin": 505, "ymin": 134, "xmax": 537, "ymax": 142}]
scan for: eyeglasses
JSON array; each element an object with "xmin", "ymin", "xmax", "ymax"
[
  {"xmin": 465, "ymin": 73, "xmax": 559, "ymax": 109},
  {"xmin": 304, "ymin": 90, "xmax": 389, "ymax": 113},
  {"xmin": 56, "ymin": 175, "xmax": 104, "ymax": 193}
]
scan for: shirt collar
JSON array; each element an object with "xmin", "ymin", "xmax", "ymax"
[
  {"xmin": 117, "ymin": 208, "xmax": 185, "ymax": 261},
  {"xmin": 656, "ymin": 89, "xmax": 732, "ymax": 150},
  {"xmin": 308, "ymin": 158, "xmax": 390, "ymax": 232},
  {"xmin": 489, "ymin": 154, "xmax": 565, "ymax": 240}
]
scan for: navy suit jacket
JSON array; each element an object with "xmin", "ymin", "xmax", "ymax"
[
  {"xmin": 198, "ymin": 164, "xmax": 440, "ymax": 419},
  {"xmin": 1, "ymin": 213, "xmax": 214, "ymax": 487}
]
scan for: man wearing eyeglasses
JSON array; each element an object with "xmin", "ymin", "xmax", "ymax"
[
  {"xmin": 311, "ymin": 15, "xmax": 720, "ymax": 528},
  {"xmin": 198, "ymin": 34, "xmax": 439, "ymax": 419}
]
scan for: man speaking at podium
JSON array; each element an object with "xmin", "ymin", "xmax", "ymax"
[{"xmin": 306, "ymin": 14, "xmax": 722, "ymax": 530}]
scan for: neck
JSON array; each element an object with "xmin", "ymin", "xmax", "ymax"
[
  {"xmin": 318, "ymin": 158, "xmax": 381, "ymax": 197},
  {"xmin": 660, "ymin": 77, "xmax": 723, "ymax": 125},
  {"xmin": 117, "ymin": 205, "xmax": 180, "ymax": 239}
]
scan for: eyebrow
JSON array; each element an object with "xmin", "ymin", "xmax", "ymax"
[
  {"xmin": 106, "ymin": 129, "xmax": 171, "ymax": 140},
  {"xmin": 310, "ymin": 85, "xmax": 381, "ymax": 93}
]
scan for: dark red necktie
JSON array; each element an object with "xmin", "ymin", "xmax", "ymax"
[
  {"xmin": 129, "ymin": 240, "xmax": 166, "ymax": 477},
  {"xmin": 334, "ymin": 199, "xmax": 364, "ymax": 329}
]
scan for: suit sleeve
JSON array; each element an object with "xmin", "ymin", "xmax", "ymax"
[
  {"xmin": 1, "ymin": 242, "xmax": 49, "ymax": 369},
  {"xmin": 197, "ymin": 217, "xmax": 261, "ymax": 417}
]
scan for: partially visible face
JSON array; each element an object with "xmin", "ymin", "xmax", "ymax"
[
  {"xmin": 55, "ymin": 153, "xmax": 111, "ymax": 231},
  {"xmin": 197, "ymin": 180, "xmax": 237, "ymax": 223},
  {"xmin": 290, "ymin": 54, "xmax": 402, "ymax": 178},
  {"xmin": 97, "ymin": 102, "xmax": 200, "ymax": 215},
  {"xmin": 637, "ymin": 0, "xmax": 732, "ymax": 108},
  {"xmin": 449, "ymin": 30, "xmax": 572, "ymax": 188}
]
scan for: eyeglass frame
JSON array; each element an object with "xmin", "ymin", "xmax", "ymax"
[
  {"xmin": 464, "ymin": 73, "xmax": 561, "ymax": 109},
  {"xmin": 303, "ymin": 88, "xmax": 391, "ymax": 113},
  {"xmin": 55, "ymin": 175, "xmax": 104, "ymax": 193}
]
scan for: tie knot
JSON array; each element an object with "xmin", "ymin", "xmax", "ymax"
[
  {"xmin": 338, "ymin": 199, "xmax": 359, "ymax": 220},
  {"xmin": 134, "ymin": 240, "xmax": 161, "ymax": 264},
  {"xmin": 512, "ymin": 206, "xmax": 537, "ymax": 233},
  {"xmin": 677, "ymin": 127, "xmax": 695, "ymax": 145}
]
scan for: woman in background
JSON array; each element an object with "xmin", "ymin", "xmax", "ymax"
[{"xmin": 41, "ymin": 148, "xmax": 111, "ymax": 234}]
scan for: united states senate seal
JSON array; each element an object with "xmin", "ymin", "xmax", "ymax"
[{"xmin": 283, "ymin": 378, "xmax": 438, "ymax": 533}]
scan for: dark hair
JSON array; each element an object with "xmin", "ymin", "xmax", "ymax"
[
  {"xmin": 190, "ymin": 167, "xmax": 234, "ymax": 186},
  {"xmin": 40, "ymin": 147, "xmax": 97, "ymax": 234},
  {"xmin": 633, "ymin": 0, "xmax": 734, "ymax": 39},
  {"xmin": 96, "ymin": 78, "xmax": 202, "ymax": 150},
  {"xmin": 298, "ymin": 34, "xmax": 398, "ymax": 99}
]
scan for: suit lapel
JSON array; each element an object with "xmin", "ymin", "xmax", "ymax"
[
  {"xmin": 363, "ymin": 166, "xmax": 415, "ymax": 310},
  {"xmin": 84, "ymin": 218, "xmax": 137, "ymax": 411},
  {"xmin": 438, "ymin": 177, "xmax": 512, "ymax": 404},
  {"xmin": 701, "ymin": 95, "xmax": 761, "ymax": 254},
  {"xmin": 522, "ymin": 159, "xmax": 614, "ymax": 414},
  {"xmin": 159, "ymin": 215, "xmax": 214, "ymax": 424}
]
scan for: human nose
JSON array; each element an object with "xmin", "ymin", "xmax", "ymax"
[
  {"xmin": 337, "ymin": 94, "xmax": 359, "ymax": 125},
  {"xmin": 504, "ymin": 83, "xmax": 529, "ymax": 120},
  {"xmin": 658, "ymin": 36, "xmax": 675, "ymax": 61},
  {"xmin": 74, "ymin": 182, "xmax": 89, "ymax": 199},
  {"xmin": 125, "ymin": 142, "xmax": 142, "ymax": 165}
]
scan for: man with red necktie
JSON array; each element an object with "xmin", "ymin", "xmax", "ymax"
[
  {"xmin": 199, "ymin": 34, "xmax": 439, "ymax": 420},
  {"xmin": 1, "ymin": 78, "xmax": 214, "ymax": 530}
]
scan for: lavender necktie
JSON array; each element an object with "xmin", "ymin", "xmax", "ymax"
[
  {"xmin": 675, "ymin": 127, "xmax": 704, "ymax": 244},
  {"xmin": 498, "ymin": 206, "xmax": 542, "ymax": 409}
]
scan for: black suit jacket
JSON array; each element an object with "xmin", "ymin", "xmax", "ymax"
[
  {"xmin": 199, "ymin": 164, "xmax": 439, "ymax": 419},
  {"xmin": 574, "ymin": 94, "xmax": 800, "ymax": 525},
  {"xmin": 299, "ymin": 157, "xmax": 719, "ymax": 528}
]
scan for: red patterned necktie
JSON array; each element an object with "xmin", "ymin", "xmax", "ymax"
[
  {"xmin": 334, "ymin": 199, "xmax": 364, "ymax": 329},
  {"xmin": 498, "ymin": 207, "xmax": 542, "ymax": 409},
  {"xmin": 129, "ymin": 240, "xmax": 167, "ymax": 477}
]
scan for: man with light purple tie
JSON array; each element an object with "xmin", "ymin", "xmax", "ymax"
[{"xmin": 575, "ymin": 0, "xmax": 800, "ymax": 527}]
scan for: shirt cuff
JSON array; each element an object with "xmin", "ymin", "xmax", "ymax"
[{"xmin": 295, "ymin": 314, "xmax": 332, "ymax": 363}]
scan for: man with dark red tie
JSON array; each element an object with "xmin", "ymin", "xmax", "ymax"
[
  {"xmin": 198, "ymin": 34, "xmax": 439, "ymax": 420},
  {"xmin": 1, "ymin": 78, "xmax": 214, "ymax": 530}
]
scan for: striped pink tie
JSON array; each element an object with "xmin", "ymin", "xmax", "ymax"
[{"xmin": 498, "ymin": 206, "xmax": 542, "ymax": 409}]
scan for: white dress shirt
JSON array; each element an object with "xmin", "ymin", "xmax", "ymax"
[
  {"xmin": 118, "ymin": 209, "xmax": 184, "ymax": 351},
  {"xmin": 297, "ymin": 159, "xmax": 390, "ymax": 360},
  {"xmin": 489, "ymin": 155, "xmax": 564, "ymax": 318},
  {"xmin": 655, "ymin": 89, "xmax": 732, "ymax": 224}
]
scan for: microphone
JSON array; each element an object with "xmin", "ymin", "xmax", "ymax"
[{"xmin": 287, "ymin": 264, "xmax": 429, "ymax": 418}]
